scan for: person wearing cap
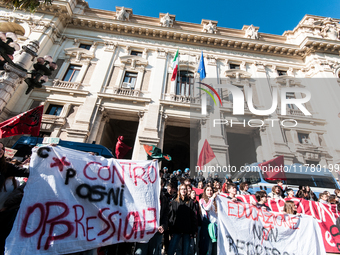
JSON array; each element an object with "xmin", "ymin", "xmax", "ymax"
[
  {"xmin": 163, "ymin": 167, "xmax": 170, "ymax": 180},
  {"xmin": 195, "ymin": 171, "xmax": 205, "ymax": 187},
  {"xmin": 176, "ymin": 169, "xmax": 183, "ymax": 183},
  {"xmin": 206, "ymin": 172, "xmax": 213, "ymax": 185},
  {"xmin": 213, "ymin": 173, "xmax": 219, "ymax": 183},
  {"xmin": 184, "ymin": 168, "xmax": 190, "ymax": 177}
]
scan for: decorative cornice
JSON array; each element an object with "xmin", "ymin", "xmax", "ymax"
[{"xmin": 2, "ymin": 5, "xmax": 340, "ymax": 59}]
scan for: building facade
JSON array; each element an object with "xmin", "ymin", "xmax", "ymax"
[{"xmin": 1, "ymin": 0, "xmax": 340, "ymax": 176}]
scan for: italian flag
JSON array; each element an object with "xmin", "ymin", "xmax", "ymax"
[{"xmin": 171, "ymin": 49, "xmax": 179, "ymax": 81}]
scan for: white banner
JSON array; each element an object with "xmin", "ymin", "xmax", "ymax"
[
  {"xmin": 217, "ymin": 195, "xmax": 326, "ymax": 255},
  {"xmin": 5, "ymin": 146, "xmax": 160, "ymax": 255}
]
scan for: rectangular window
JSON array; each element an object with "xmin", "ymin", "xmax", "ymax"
[
  {"xmin": 122, "ymin": 72, "xmax": 138, "ymax": 89},
  {"xmin": 46, "ymin": 104, "xmax": 63, "ymax": 116},
  {"xmin": 176, "ymin": 71, "xmax": 194, "ymax": 96},
  {"xmin": 298, "ymin": 133, "xmax": 310, "ymax": 144},
  {"xmin": 63, "ymin": 65, "xmax": 81, "ymax": 82},
  {"xmin": 230, "ymin": 64, "xmax": 240, "ymax": 70},
  {"xmin": 286, "ymin": 92, "xmax": 298, "ymax": 110},
  {"xmin": 131, "ymin": 51, "xmax": 143, "ymax": 57},
  {"xmin": 277, "ymin": 70, "xmax": 287, "ymax": 76},
  {"xmin": 79, "ymin": 44, "xmax": 91, "ymax": 50},
  {"xmin": 228, "ymin": 85, "xmax": 244, "ymax": 102}
]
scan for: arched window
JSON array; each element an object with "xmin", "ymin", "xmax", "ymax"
[{"xmin": 176, "ymin": 71, "xmax": 194, "ymax": 96}]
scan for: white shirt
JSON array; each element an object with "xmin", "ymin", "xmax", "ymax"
[{"xmin": 199, "ymin": 197, "xmax": 218, "ymax": 224}]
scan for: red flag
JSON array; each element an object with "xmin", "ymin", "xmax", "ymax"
[
  {"xmin": 115, "ymin": 136, "xmax": 131, "ymax": 159},
  {"xmin": 192, "ymin": 187, "xmax": 204, "ymax": 202},
  {"xmin": 197, "ymin": 139, "xmax": 216, "ymax": 169},
  {"xmin": 258, "ymin": 155, "xmax": 286, "ymax": 181},
  {"xmin": 0, "ymin": 105, "xmax": 43, "ymax": 138}
]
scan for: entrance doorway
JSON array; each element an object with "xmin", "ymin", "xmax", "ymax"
[
  {"xmin": 162, "ymin": 126, "xmax": 191, "ymax": 173},
  {"xmin": 100, "ymin": 119, "xmax": 139, "ymax": 159}
]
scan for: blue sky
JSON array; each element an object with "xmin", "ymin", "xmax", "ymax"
[{"xmin": 85, "ymin": 0, "xmax": 340, "ymax": 35}]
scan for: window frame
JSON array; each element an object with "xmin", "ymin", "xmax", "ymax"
[
  {"xmin": 63, "ymin": 64, "xmax": 82, "ymax": 83},
  {"xmin": 122, "ymin": 71, "xmax": 138, "ymax": 89},
  {"xmin": 298, "ymin": 133, "xmax": 310, "ymax": 144},
  {"xmin": 277, "ymin": 70, "xmax": 287, "ymax": 76},
  {"xmin": 79, "ymin": 44, "xmax": 92, "ymax": 50},
  {"xmin": 45, "ymin": 104, "xmax": 63, "ymax": 116},
  {"xmin": 286, "ymin": 92, "xmax": 299, "ymax": 110},
  {"xmin": 229, "ymin": 64, "xmax": 240, "ymax": 70},
  {"xmin": 130, "ymin": 51, "xmax": 143, "ymax": 57},
  {"xmin": 176, "ymin": 71, "xmax": 195, "ymax": 97}
]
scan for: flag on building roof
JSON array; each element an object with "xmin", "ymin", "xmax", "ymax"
[
  {"xmin": 171, "ymin": 49, "xmax": 179, "ymax": 81},
  {"xmin": 115, "ymin": 136, "xmax": 132, "ymax": 159},
  {"xmin": 258, "ymin": 155, "xmax": 286, "ymax": 181},
  {"xmin": 143, "ymin": 144, "xmax": 171, "ymax": 161},
  {"xmin": 197, "ymin": 139, "xmax": 216, "ymax": 169},
  {"xmin": 197, "ymin": 51, "xmax": 206, "ymax": 80},
  {"xmin": 0, "ymin": 105, "xmax": 43, "ymax": 138}
]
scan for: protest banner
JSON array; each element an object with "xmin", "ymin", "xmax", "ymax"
[
  {"xmin": 217, "ymin": 194, "xmax": 326, "ymax": 255},
  {"xmin": 5, "ymin": 145, "xmax": 160, "ymax": 255},
  {"xmin": 236, "ymin": 194, "xmax": 340, "ymax": 253}
]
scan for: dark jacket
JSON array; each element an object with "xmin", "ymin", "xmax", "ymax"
[
  {"xmin": 169, "ymin": 198, "xmax": 197, "ymax": 235},
  {"xmin": 3, "ymin": 183, "xmax": 26, "ymax": 211},
  {"xmin": 160, "ymin": 193, "xmax": 169, "ymax": 231},
  {"xmin": 0, "ymin": 162, "xmax": 29, "ymax": 189},
  {"xmin": 192, "ymin": 199, "xmax": 202, "ymax": 227}
]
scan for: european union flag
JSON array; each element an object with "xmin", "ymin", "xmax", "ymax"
[{"xmin": 197, "ymin": 51, "xmax": 206, "ymax": 80}]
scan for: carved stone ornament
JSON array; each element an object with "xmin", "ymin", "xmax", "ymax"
[
  {"xmin": 202, "ymin": 21, "xmax": 217, "ymax": 34},
  {"xmin": 321, "ymin": 23, "xmax": 339, "ymax": 41},
  {"xmin": 303, "ymin": 18, "xmax": 315, "ymax": 25},
  {"xmin": 119, "ymin": 55, "xmax": 148, "ymax": 70},
  {"xmin": 157, "ymin": 48, "xmax": 167, "ymax": 58},
  {"xmin": 104, "ymin": 41, "xmax": 117, "ymax": 51},
  {"xmin": 244, "ymin": 25, "xmax": 259, "ymax": 40},
  {"xmin": 160, "ymin": 13, "xmax": 173, "ymax": 28},
  {"xmin": 64, "ymin": 47, "xmax": 95, "ymax": 63},
  {"xmin": 116, "ymin": 7, "xmax": 130, "ymax": 21}
]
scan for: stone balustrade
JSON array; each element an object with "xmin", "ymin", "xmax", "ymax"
[{"xmin": 52, "ymin": 79, "xmax": 80, "ymax": 90}]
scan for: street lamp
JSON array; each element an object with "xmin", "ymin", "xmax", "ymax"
[
  {"xmin": 24, "ymin": 55, "xmax": 58, "ymax": 94},
  {"xmin": 0, "ymin": 31, "xmax": 22, "ymax": 71}
]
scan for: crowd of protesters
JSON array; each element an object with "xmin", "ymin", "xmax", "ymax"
[{"xmin": 1, "ymin": 143, "xmax": 340, "ymax": 255}]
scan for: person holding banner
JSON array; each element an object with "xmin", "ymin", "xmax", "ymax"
[
  {"xmin": 305, "ymin": 186, "xmax": 318, "ymax": 201},
  {"xmin": 268, "ymin": 185, "xmax": 283, "ymax": 199},
  {"xmin": 237, "ymin": 182, "xmax": 251, "ymax": 195},
  {"xmin": 168, "ymin": 184, "xmax": 197, "ymax": 255},
  {"xmin": 0, "ymin": 143, "xmax": 29, "ymax": 190},
  {"xmin": 255, "ymin": 190, "xmax": 271, "ymax": 211},
  {"xmin": 283, "ymin": 201, "xmax": 299, "ymax": 215},
  {"xmin": 319, "ymin": 192, "xmax": 329, "ymax": 204},
  {"xmin": 286, "ymin": 188, "xmax": 295, "ymax": 199},
  {"xmin": 199, "ymin": 185, "xmax": 218, "ymax": 255},
  {"xmin": 135, "ymin": 188, "xmax": 169, "ymax": 255}
]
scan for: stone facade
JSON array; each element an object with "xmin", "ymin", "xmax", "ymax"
[{"xmin": 1, "ymin": 0, "xmax": 340, "ymax": 177}]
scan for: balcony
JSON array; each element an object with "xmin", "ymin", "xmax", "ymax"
[
  {"xmin": 172, "ymin": 94, "xmax": 200, "ymax": 104},
  {"xmin": 52, "ymin": 80, "xmax": 80, "ymax": 90},
  {"xmin": 113, "ymin": 87, "xmax": 140, "ymax": 97},
  {"xmin": 41, "ymin": 114, "xmax": 66, "ymax": 127},
  {"xmin": 43, "ymin": 79, "xmax": 88, "ymax": 96},
  {"xmin": 288, "ymin": 108, "xmax": 306, "ymax": 116}
]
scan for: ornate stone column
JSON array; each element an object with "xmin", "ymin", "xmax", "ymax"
[{"xmin": 0, "ymin": 40, "xmax": 39, "ymax": 113}]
